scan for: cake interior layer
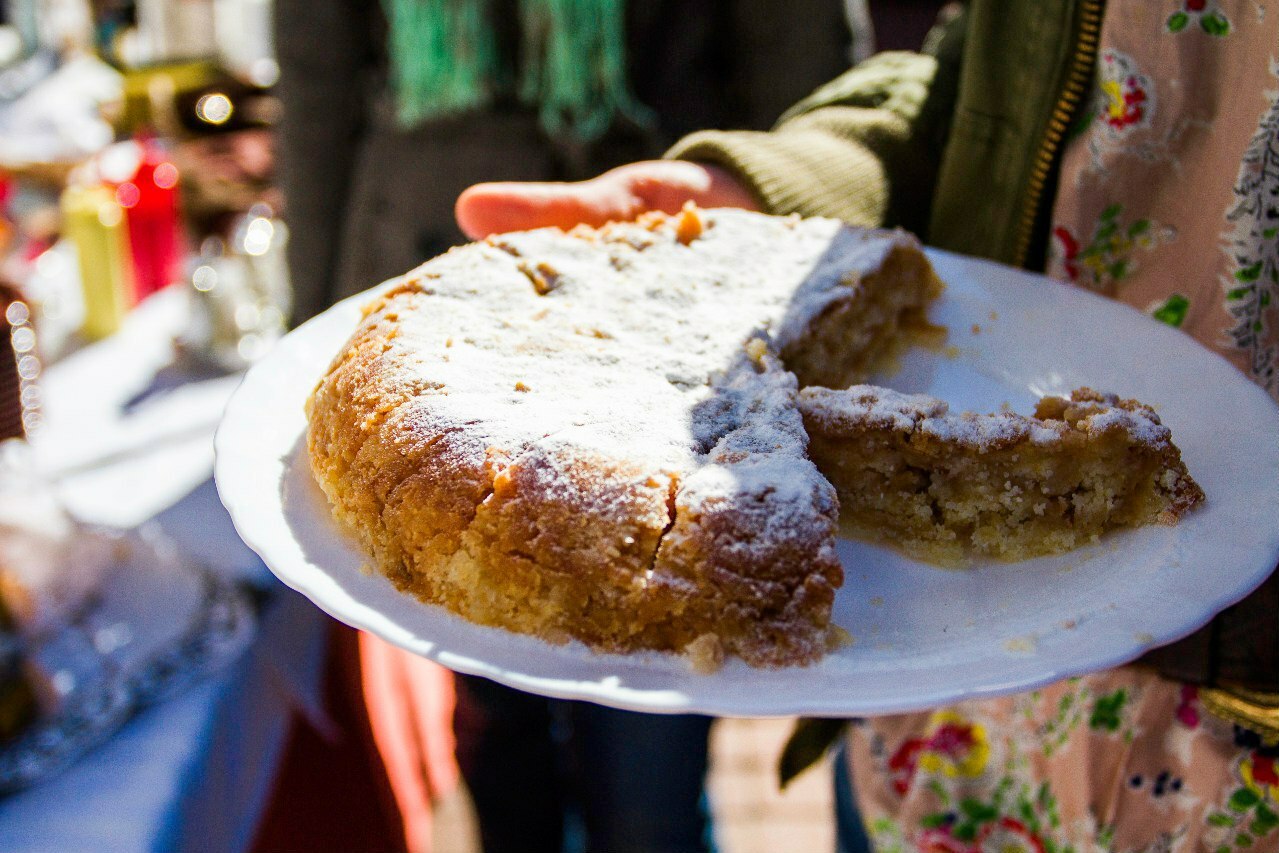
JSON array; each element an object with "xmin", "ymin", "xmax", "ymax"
[
  {"xmin": 807, "ymin": 421, "xmax": 1192, "ymax": 565},
  {"xmin": 782, "ymin": 241, "xmax": 946, "ymax": 389}
]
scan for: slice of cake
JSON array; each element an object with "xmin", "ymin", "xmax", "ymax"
[
  {"xmin": 799, "ymin": 385, "xmax": 1205, "ymax": 564},
  {"xmin": 307, "ymin": 206, "xmax": 943, "ymax": 667}
]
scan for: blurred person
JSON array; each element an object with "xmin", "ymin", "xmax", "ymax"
[
  {"xmin": 277, "ymin": 0, "xmax": 854, "ymax": 322},
  {"xmin": 271, "ymin": 2, "xmax": 856, "ymax": 851},
  {"xmin": 456, "ymin": 2, "xmax": 1279, "ymax": 851}
]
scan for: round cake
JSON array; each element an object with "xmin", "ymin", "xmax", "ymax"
[{"xmin": 306, "ymin": 207, "xmax": 943, "ymax": 667}]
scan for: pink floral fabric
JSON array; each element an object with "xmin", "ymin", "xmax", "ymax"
[
  {"xmin": 1046, "ymin": 0, "xmax": 1279, "ymax": 401},
  {"xmin": 849, "ymin": 670, "xmax": 1279, "ymax": 852},
  {"xmin": 849, "ymin": 3, "xmax": 1279, "ymax": 849}
]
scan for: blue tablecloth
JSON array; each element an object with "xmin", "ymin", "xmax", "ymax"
[
  {"xmin": 0, "ymin": 290, "xmax": 330, "ymax": 852},
  {"xmin": 0, "ymin": 586, "xmax": 327, "ymax": 853}
]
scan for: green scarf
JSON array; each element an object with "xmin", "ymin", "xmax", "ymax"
[{"xmin": 382, "ymin": 0, "xmax": 653, "ymax": 143}]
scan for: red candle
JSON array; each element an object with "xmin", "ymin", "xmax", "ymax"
[{"xmin": 116, "ymin": 139, "xmax": 185, "ymax": 301}]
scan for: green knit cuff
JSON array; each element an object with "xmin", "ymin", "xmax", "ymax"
[{"xmin": 666, "ymin": 127, "xmax": 890, "ymax": 227}]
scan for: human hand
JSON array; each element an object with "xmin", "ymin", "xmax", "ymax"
[{"xmin": 455, "ymin": 160, "xmax": 760, "ymax": 239}]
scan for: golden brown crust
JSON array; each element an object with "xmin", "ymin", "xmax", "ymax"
[
  {"xmin": 306, "ymin": 208, "xmax": 921, "ymax": 667},
  {"xmin": 307, "ymin": 289, "xmax": 496, "ymax": 581}
]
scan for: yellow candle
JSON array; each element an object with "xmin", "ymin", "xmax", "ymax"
[{"xmin": 61, "ymin": 184, "xmax": 134, "ymax": 340}]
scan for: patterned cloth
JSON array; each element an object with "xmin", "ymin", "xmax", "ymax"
[
  {"xmin": 848, "ymin": 3, "xmax": 1279, "ymax": 850},
  {"xmin": 849, "ymin": 669, "xmax": 1279, "ymax": 852},
  {"xmin": 1046, "ymin": 0, "xmax": 1279, "ymax": 402}
]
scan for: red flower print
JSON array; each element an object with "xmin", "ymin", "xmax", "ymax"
[
  {"xmin": 1096, "ymin": 50, "xmax": 1153, "ymax": 133},
  {"xmin": 919, "ymin": 827, "xmax": 974, "ymax": 853},
  {"xmin": 1175, "ymin": 685, "xmax": 1200, "ymax": 728},
  {"xmin": 887, "ymin": 713, "xmax": 992, "ymax": 798},
  {"xmin": 1104, "ymin": 84, "xmax": 1146, "ymax": 128},
  {"xmin": 1167, "ymin": 1, "xmax": 1230, "ymax": 35},
  {"xmin": 929, "ymin": 723, "xmax": 977, "ymax": 759},
  {"xmin": 976, "ymin": 817, "xmax": 1047, "ymax": 853},
  {"xmin": 1053, "ymin": 226, "xmax": 1080, "ymax": 280},
  {"xmin": 1253, "ymin": 753, "xmax": 1279, "ymax": 788},
  {"xmin": 1241, "ymin": 751, "xmax": 1279, "ymax": 801},
  {"xmin": 888, "ymin": 737, "xmax": 925, "ymax": 795},
  {"xmin": 916, "ymin": 713, "xmax": 991, "ymax": 779}
]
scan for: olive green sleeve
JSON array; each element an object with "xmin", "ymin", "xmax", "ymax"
[{"xmin": 666, "ymin": 19, "xmax": 965, "ymax": 233}]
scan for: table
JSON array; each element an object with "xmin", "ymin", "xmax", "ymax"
[{"xmin": 0, "ymin": 288, "xmax": 330, "ymax": 852}]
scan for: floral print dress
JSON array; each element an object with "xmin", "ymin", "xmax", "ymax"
[
  {"xmin": 1047, "ymin": 0, "xmax": 1279, "ymax": 401},
  {"xmin": 850, "ymin": 670, "xmax": 1278, "ymax": 852},
  {"xmin": 847, "ymin": 3, "xmax": 1279, "ymax": 850}
]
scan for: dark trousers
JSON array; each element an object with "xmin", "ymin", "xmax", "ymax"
[
  {"xmin": 454, "ymin": 674, "xmax": 714, "ymax": 853},
  {"xmin": 834, "ymin": 742, "xmax": 874, "ymax": 853}
]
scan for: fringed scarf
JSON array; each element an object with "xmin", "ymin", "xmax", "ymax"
[{"xmin": 381, "ymin": 0, "xmax": 653, "ymax": 143}]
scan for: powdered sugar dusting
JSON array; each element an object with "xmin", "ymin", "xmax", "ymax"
[
  {"xmin": 379, "ymin": 209, "xmax": 909, "ymax": 492},
  {"xmin": 799, "ymin": 385, "xmax": 948, "ymax": 433},
  {"xmin": 799, "ymin": 385, "xmax": 1173, "ymax": 451},
  {"xmin": 1080, "ymin": 405, "xmax": 1170, "ymax": 446}
]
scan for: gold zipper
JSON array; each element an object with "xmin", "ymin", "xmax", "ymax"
[{"xmin": 1011, "ymin": 0, "xmax": 1104, "ymax": 268}]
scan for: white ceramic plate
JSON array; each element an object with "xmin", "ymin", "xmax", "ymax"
[{"xmin": 214, "ymin": 249, "xmax": 1279, "ymax": 717}]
